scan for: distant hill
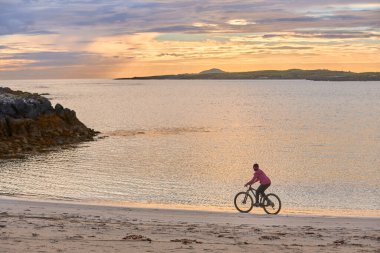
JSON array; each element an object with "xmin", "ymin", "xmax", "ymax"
[
  {"xmin": 199, "ymin": 68, "xmax": 225, "ymax": 74},
  {"xmin": 115, "ymin": 69, "xmax": 380, "ymax": 81}
]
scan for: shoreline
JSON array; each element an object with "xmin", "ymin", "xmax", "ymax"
[
  {"xmin": 1, "ymin": 195, "xmax": 379, "ymax": 219},
  {"xmin": 1, "ymin": 196, "xmax": 379, "ymax": 252}
]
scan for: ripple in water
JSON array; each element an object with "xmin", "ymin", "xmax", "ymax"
[
  {"xmin": 0, "ymin": 79, "xmax": 379, "ymax": 216},
  {"xmin": 107, "ymin": 127, "xmax": 212, "ymax": 137}
]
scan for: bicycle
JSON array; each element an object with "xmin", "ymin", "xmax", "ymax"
[{"xmin": 234, "ymin": 185, "xmax": 281, "ymax": 214}]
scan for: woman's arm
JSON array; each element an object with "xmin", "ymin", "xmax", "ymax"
[{"xmin": 245, "ymin": 174, "xmax": 258, "ymax": 186}]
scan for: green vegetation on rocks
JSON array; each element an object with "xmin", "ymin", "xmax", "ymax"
[{"xmin": 116, "ymin": 69, "xmax": 380, "ymax": 81}]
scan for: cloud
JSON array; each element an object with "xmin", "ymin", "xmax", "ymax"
[
  {"xmin": 157, "ymin": 53, "xmax": 184, "ymax": 57},
  {"xmin": 0, "ymin": 51, "xmax": 102, "ymax": 74},
  {"xmin": 260, "ymin": 17, "xmax": 318, "ymax": 23},
  {"xmin": 1, "ymin": 0, "xmax": 379, "ymax": 35},
  {"xmin": 269, "ymin": 46, "xmax": 313, "ymax": 50},
  {"xmin": 262, "ymin": 31, "xmax": 380, "ymax": 39},
  {"xmin": 0, "ymin": 0, "xmax": 379, "ymax": 78},
  {"xmin": 144, "ymin": 25, "xmax": 207, "ymax": 33},
  {"xmin": 227, "ymin": 19, "xmax": 255, "ymax": 26},
  {"xmin": 0, "ymin": 2, "xmax": 34, "ymax": 35},
  {"xmin": 192, "ymin": 22, "xmax": 218, "ymax": 28},
  {"xmin": 8, "ymin": 51, "xmax": 97, "ymax": 67}
]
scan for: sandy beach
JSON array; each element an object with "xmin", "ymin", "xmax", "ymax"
[{"xmin": 0, "ymin": 197, "xmax": 379, "ymax": 253}]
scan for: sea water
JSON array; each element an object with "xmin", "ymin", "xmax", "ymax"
[{"xmin": 1, "ymin": 79, "xmax": 379, "ymax": 216}]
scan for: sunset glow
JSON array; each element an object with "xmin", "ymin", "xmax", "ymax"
[{"xmin": 0, "ymin": 0, "xmax": 379, "ymax": 79}]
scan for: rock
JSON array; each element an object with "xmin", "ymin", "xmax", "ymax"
[
  {"xmin": 0, "ymin": 87, "xmax": 98, "ymax": 158},
  {"xmin": 0, "ymin": 117, "xmax": 10, "ymax": 136},
  {"xmin": 7, "ymin": 118, "xmax": 34, "ymax": 136},
  {"xmin": 0, "ymin": 142, "xmax": 9, "ymax": 153}
]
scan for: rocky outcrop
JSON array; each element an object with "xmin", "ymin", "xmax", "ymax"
[{"xmin": 0, "ymin": 87, "xmax": 97, "ymax": 158}]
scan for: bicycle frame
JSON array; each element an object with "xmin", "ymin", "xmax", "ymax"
[
  {"xmin": 246, "ymin": 186, "xmax": 266, "ymax": 204},
  {"xmin": 235, "ymin": 186, "xmax": 281, "ymax": 214}
]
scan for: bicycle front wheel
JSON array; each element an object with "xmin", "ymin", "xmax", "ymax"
[
  {"xmin": 234, "ymin": 192, "xmax": 254, "ymax": 213},
  {"xmin": 263, "ymin": 193, "xmax": 281, "ymax": 215}
]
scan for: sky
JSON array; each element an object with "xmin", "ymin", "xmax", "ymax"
[{"xmin": 0, "ymin": 0, "xmax": 379, "ymax": 79}]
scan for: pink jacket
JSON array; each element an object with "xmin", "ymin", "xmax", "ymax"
[{"xmin": 247, "ymin": 168, "xmax": 271, "ymax": 185}]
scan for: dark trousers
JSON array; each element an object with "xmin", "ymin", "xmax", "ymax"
[{"xmin": 256, "ymin": 183, "xmax": 270, "ymax": 203}]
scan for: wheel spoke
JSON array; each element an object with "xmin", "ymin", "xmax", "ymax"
[
  {"xmin": 234, "ymin": 192, "xmax": 253, "ymax": 213},
  {"xmin": 262, "ymin": 193, "xmax": 281, "ymax": 215}
]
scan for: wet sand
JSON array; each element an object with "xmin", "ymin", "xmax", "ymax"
[{"xmin": 0, "ymin": 197, "xmax": 379, "ymax": 252}]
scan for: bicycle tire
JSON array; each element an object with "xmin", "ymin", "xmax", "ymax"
[
  {"xmin": 262, "ymin": 193, "xmax": 281, "ymax": 215},
  {"xmin": 234, "ymin": 192, "xmax": 254, "ymax": 213}
]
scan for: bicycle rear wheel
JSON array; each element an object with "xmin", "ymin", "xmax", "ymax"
[
  {"xmin": 262, "ymin": 193, "xmax": 281, "ymax": 215},
  {"xmin": 234, "ymin": 192, "xmax": 253, "ymax": 213}
]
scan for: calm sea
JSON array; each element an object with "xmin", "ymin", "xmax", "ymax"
[{"xmin": 1, "ymin": 79, "xmax": 379, "ymax": 216}]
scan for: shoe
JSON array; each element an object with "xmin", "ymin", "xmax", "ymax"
[{"xmin": 253, "ymin": 203, "xmax": 260, "ymax": 207}]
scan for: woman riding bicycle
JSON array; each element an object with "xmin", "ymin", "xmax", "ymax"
[{"xmin": 244, "ymin": 163, "xmax": 271, "ymax": 207}]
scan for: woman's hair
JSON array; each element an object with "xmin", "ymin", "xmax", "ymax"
[{"xmin": 253, "ymin": 163, "xmax": 259, "ymax": 168}]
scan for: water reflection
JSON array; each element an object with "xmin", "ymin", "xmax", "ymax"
[{"xmin": 0, "ymin": 79, "xmax": 379, "ymax": 215}]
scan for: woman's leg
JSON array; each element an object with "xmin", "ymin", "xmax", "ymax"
[
  {"xmin": 256, "ymin": 184, "xmax": 270, "ymax": 203},
  {"xmin": 256, "ymin": 184, "xmax": 264, "ymax": 203}
]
